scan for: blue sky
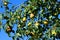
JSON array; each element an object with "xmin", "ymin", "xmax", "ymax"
[{"xmin": 0, "ymin": 0, "xmax": 27, "ymax": 13}]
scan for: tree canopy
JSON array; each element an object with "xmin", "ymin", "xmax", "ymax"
[{"xmin": 0, "ymin": 0, "xmax": 60, "ymax": 40}]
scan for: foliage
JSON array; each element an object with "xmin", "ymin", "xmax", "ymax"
[{"xmin": 0, "ymin": 0, "xmax": 60, "ymax": 40}]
